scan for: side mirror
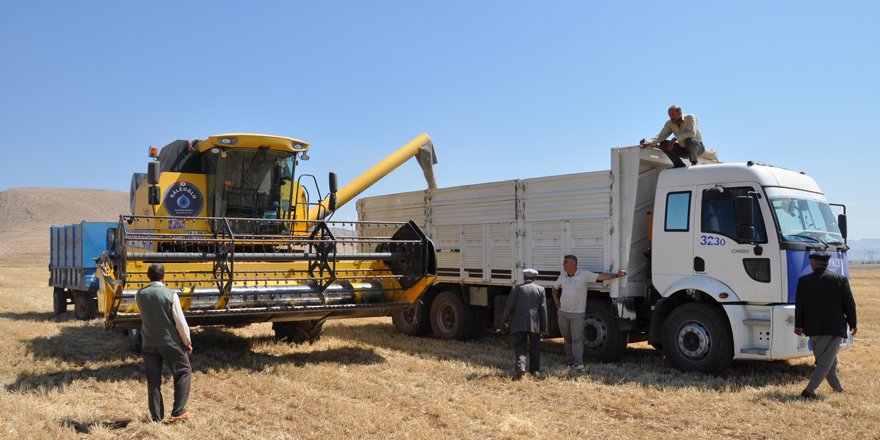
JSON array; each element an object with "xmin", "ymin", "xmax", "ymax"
[
  {"xmin": 148, "ymin": 185, "xmax": 161, "ymax": 206},
  {"xmin": 148, "ymin": 161, "xmax": 161, "ymax": 185},
  {"xmin": 329, "ymin": 172, "xmax": 338, "ymax": 193},
  {"xmin": 837, "ymin": 214, "xmax": 847, "ymax": 239},
  {"xmin": 735, "ymin": 196, "xmax": 756, "ymax": 242}
]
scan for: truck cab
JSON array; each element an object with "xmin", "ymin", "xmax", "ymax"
[{"xmin": 647, "ymin": 161, "xmax": 850, "ymax": 371}]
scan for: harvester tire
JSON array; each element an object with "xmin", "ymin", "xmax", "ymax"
[
  {"xmin": 582, "ymin": 299, "xmax": 628, "ymax": 362},
  {"xmin": 429, "ymin": 291, "xmax": 474, "ymax": 341},
  {"xmin": 273, "ymin": 320, "xmax": 325, "ymax": 345},
  {"xmin": 53, "ymin": 288, "xmax": 67, "ymax": 315},
  {"xmin": 391, "ymin": 302, "xmax": 430, "ymax": 336},
  {"xmin": 73, "ymin": 293, "xmax": 97, "ymax": 320},
  {"xmin": 662, "ymin": 302, "xmax": 733, "ymax": 374}
]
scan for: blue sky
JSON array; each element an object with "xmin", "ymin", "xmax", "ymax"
[{"xmin": 1, "ymin": 1, "xmax": 877, "ymax": 239}]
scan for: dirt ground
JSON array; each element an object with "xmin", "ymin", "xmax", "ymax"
[{"xmin": 1, "ymin": 188, "xmax": 877, "ymax": 439}]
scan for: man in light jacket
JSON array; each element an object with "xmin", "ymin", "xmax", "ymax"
[{"xmin": 136, "ymin": 263, "xmax": 193, "ymax": 422}]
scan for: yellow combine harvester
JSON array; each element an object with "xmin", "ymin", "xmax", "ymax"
[{"xmin": 96, "ymin": 133, "xmax": 438, "ymax": 343}]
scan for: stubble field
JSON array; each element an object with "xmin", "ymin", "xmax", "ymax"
[{"xmin": 1, "ymin": 258, "xmax": 877, "ymax": 439}]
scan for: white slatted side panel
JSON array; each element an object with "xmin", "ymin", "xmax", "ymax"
[
  {"xmin": 570, "ymin": 219, "xmax": 609, "ymax": 273},
  {"xmin": 489, "ymin": 223, "xmax": 515, "ymax": 282},
  {"xmin": 357, "ymin": 191, "xmax": 427, "ymax": 225},
  {"xmin": 462, "ymin": 225, "xmax": 485, "ymax": 281},
  {"xmin": 433, "ymin": 225, "xmax": 462, "ymax": 279},
  {"xmin": 526, "ymin": 221, "xmax": 564, "ymax": 275},
  {"xmin": 522, "ymin": 171, "xmax": 612, "ymax": 222},
  {"xmin": 431, "ymin": 181, "xmax": 516, "ymax": 225}
]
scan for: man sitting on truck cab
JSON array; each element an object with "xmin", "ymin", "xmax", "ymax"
[
  {"xmin": 551, "ymin": 255, "xmax": 627, "ymax": 370},
  {"xmin": 639, "ymin": 105, "xmax": 705, "ymax": 168}
]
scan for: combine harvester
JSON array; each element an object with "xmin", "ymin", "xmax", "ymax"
[{"xmin": 62, "ymin": 133, "xmax": 438, "ymax": 344}]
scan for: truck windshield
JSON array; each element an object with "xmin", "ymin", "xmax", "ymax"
[{"xmin": 765, "ymin": 187, "xmax": 843, "ymax": 245}]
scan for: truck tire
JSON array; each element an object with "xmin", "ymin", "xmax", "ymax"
[
  {"xmin": 662, "ymin": 302, "xmax": 733, "ymax": 373},
  {"xmin": 273, "ymin": 320, "xmax": 325, "ymax": 344},
  {"xmin": 391, "ymin": 303, "xmax": 430, "ymax": 336},
  {"xmin": 73, "ymin": 292, "xmax": 97, "ymax": 320},
  {"xmin": 583, "ymin": 300, "xmax": 628, "ymax": 361},
  {"xmin": 53, "ymin": 288, "xmax": 67, "ymax": 315},
  {"xmin": 429, "ymin": 291, "xmax": 474, "ymax": 341}
]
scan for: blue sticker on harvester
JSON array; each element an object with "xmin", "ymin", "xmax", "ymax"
[{"xmin": 164, "ymin": 182, "xmax": 203, "ymax": 217}]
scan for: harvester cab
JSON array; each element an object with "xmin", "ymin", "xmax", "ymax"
[{"xmin": 98, "ymin": 133, "xmax": 438, "ymax": 344}]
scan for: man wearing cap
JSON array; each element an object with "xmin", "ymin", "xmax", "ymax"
[
  {"xmin": 795, "ymin": 251, "xmax": 857, "ymax": 399},
  {"xmin": 551, "ymin": 255, "xmax": 627, "ymax": 370},
  {"xmin": 502, "ymin": 268, "xmax": 548, "ymax": 380}
]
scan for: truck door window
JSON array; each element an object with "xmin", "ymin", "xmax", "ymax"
[
  {"xmin": 665, "ymin": 191, "xmax": 691, "ymax": 232},
  {"xmin": 701, "ymin": 187, "xmax": 767, "ymax": 243}
]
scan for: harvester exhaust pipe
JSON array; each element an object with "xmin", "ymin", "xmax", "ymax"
[{"xmin": 307, "ymin": 133, "xmax": 437, "ymax": 221}]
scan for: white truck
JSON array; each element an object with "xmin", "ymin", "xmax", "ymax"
[{"xmin": 356, "ymin": 146, "xmax": 852, "ymax": 373}]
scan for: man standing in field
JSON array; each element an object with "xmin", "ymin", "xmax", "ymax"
[
  {"xmin": 551, "ymin": 255, "xmax": 627, "ymax": 370},
  {"xmin": 795, "ymin": 251, "xmax": 857, "ymax": 399},
  {"xmin": 503, "ymin": 268, "xmax": 548, "ymax": 380},
  {"xmin": 639, "ymin": 105, "xmax": 705, "ymax": 168},
  {"xmin": 136, "ymin": 263, "xmax": 194, "ymax": 422}
]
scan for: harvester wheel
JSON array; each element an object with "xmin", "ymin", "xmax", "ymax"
[
  {"xmin": 273, "ymin": 320, "xmax": 326, "ymax": 345},
  {"xmin": 391, "ymin": 302, "xmax": 430, "ymax": 336},
  {"xmin": 429, "ymin": 291, "xmax": 474, "ymax": 341},
  {"xmin": 73, "ymin": 292, "xmax": 97, "ymax": 320},
  {"xmin": 53, "ymin": 288, "xmax": 67, "ymax": 315}
]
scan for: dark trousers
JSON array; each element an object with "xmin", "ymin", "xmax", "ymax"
[
  {"xmin": 659, "ymin": 139, "xmax": 705, "ymax": 168},
  {"xmin": 513, "ymin": 332, "xmax": 542, "ymax": 373},
  {"xmin": 143, "ymin": 344, "xmax": 192, "ymax": 421},
  {"xmin": 806, "ymin": 335, "xmax": 844, "ymax": 393}
]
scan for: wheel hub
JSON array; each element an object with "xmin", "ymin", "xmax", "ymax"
[
  {"xmin": 583, "ymin": 315, "xmax": 608, "ymax": 348},
  {"xmin": 440, "ymin": 305, "xmax": 456, "ymax": 330},
  {"xmin": 677, "ymin": 321, "xmax": 711, "ymax": 359}
]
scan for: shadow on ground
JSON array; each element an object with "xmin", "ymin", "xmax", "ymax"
[
  {"xmin": 8, "ymin": 325, "xmax": 384, "ymax": 393},
  {"xmin": 0, "ymin": 310, "xmax": 77, "ymax": 323},
  {"xmin": 329, "ymin": 321, "xmax": 813, "ymax": 390}
]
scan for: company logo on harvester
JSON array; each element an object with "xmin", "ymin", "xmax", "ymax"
[{"xmin": 164, "ymin": 181, "xmax": 203, "ymax": 216}]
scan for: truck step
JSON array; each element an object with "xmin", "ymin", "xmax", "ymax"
[{"xmin": 740, "ymin": 347, "xmax": 768, "ymax": 355}]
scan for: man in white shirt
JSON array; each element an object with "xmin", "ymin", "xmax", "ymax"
[
  {"xmin": 136, "ymin": 263, "xmax": 193, "ymax": 422},
  {"xmin": 639, "ymin": 105, "xmax": 705, "ymax": 168},
  {"xmin": 551, "ymin": 255, "xmax": 627, "ymax": 370}
]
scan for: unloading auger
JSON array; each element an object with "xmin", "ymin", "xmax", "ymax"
[{"xmin": 96, "ymin": 133, "xmax": 437, "ymax": 343}]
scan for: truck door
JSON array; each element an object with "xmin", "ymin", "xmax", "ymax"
[
  {"xmin": 652, "ymin": 189, "xmax": 696, "ymax": 290},
  {"xmin": 694, "ymin": 185, "xmax": 779, "ymax": 302}
]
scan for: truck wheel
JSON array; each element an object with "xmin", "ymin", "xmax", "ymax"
[
  {"xmin": 583, "ymin": 300, "xmax": 628, "ymax": 361},
  {"xmin": 74, "ymin": 292, "xmax": 97, "ymax": 320},
  {"xmin": 273, "ymin": 320, "xmax": 325, "ymax": 344},
  {"xmin": 53, "ymin": 288, "xmax": 68, "ymax": 315},
  {"xmin": 662, "ymin": 302, "xmax": 733, "ymax": 373},
  {"xmin": 392, "ymin": 302, "xmax": 430, "ymax": 336},
  {"xmin": 429, "ymin": 291, "xmax": 474, "ymax": 341}
]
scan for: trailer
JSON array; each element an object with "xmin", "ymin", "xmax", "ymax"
[
  {"xmin": 49, "ymin": 221, "xmax": 117, "ymax": 319},
  {"xmin": 357, "ymin": 146, "xmax": 853, "ymax": 373}
]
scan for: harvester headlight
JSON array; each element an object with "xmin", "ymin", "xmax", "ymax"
[
  {"xmin": 218, "ymin": 136, "xmax": 238, "ymax": 146},
  {"xmin": 300, "ymin": 153, "xmax": 310, "ymax": 161},
  {"xmin": 210, "ymin": 147, "xmax": 220, "ymax": 154}
]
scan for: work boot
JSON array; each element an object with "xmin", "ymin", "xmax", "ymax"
[
  {"xmin": 167, "ymin": 411, "xmax": 193, "ymax": 423},
  {"xmin": 513, "ymin": 370, "xmax": 525, "ymax": 381},
  {"xmin": 801, "ymin": 390, "xmax": 817, "ymax": 399}
]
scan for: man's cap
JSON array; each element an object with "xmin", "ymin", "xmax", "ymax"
[
  {"xmin": 523, "ymin": 268, "xmax": 539, "ymax": 277},
  {"xmin": 809, "ymin": 251, "xmax": 831, "ymax": 262}
]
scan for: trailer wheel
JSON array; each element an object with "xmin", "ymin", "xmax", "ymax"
[
  {"xmin": 583, "ymin": 300, "xmax": 628, "ymax": 361},
  {"xmin": 429, "ymin": 291, "xmax": 474, "ymax": 341},
  {"xmin": 53, "ymin": 288, "xmax": 68, "ymax": 315},
  {"xmin": 73, "ymin": 292, "xmax": 97, "ymax": 320},
  {"xmin": 392, "ymin": 302, "xmax": 430, "ymax": 336},
  {"xmin": 273, "ymin": 320, "xmax": 326, "ymax": 344},
  {"xmin": 662, "ymin": 302, "xmax": 733, "ymax": 373}
]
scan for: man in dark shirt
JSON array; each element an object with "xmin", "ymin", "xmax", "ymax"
[
  {"xmin": 502, "ymin": 268, "xmax": 548, "ymax": 380},
  {"xmin": 136, "ymin": 263, "xmax": 194, "ymax": 421},
  {"xmin": 794, "ymin": 251, "xmax": 857, "ymax": 399}
]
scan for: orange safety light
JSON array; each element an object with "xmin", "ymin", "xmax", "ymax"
[{"xmin": 149, "ymin": 146, "xmax": 159, "ymax": 158}]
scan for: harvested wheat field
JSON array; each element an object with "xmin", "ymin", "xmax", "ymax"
[{"xmin": 0, "ymin": 188, "xmax": 877, "ymax": 439}]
